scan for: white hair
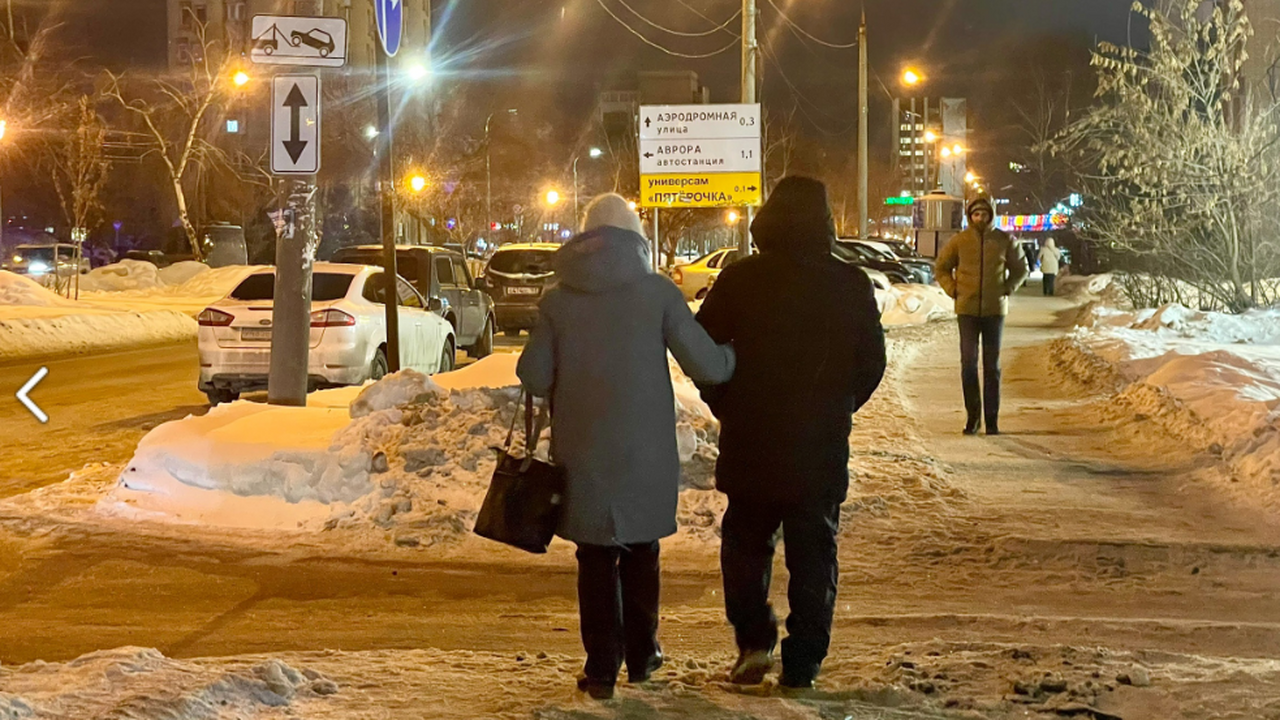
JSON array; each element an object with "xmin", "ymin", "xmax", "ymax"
[{"xmin": 581, "ymin": 193, "xmax": 645, "ymax": 236}]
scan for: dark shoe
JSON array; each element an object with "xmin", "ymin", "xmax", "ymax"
[
  {"xmin": 577, "ymin": 676, "xmax": 616, "ymax": 700},
  {"xmin": 627, "ymin": 651, "xmax": 664, "ymax": 683},
  {"xmin": 985, "ymin": 419, "xmax": 1000, "ymax": 436},
  {"xmin": 729, "ymin": 649, "xmax": 774, "ymax": 685},
  {"xmin": 963, "ymin": 417, "xmax": 982, "ymax": 435},
  {"xmin": 777, "ymin": 672, "xmax": 815, "ymax": 690}
]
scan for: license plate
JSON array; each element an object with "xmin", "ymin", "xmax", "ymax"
[
  {"xmin": 507, "ymin": 286, "xmax": 539, "ymax": 296},
  {"xmin": 241, "ymin": 328, "xmax": 272, "ymax": 341}
]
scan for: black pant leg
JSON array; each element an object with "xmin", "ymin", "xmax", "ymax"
[
  {"xmin": 1044, "ymin": 273, "xmax": 1056, "ymax": 296},
  {"xmin": 619, "ymin": 540, "xmax": 661, "ymax": 673},
  {"xmin": 958, "ymin": 315, "xmax": 982, "ymax": 422},
  {"xmin": 980, "ymin": 316, "xmax": 1005, "ymax": 426},
  {"xmin": 721, "ymin": 497, "xmax": 783, "ymax": 653},
  {"xmin": 576, "ymin": 543, "xmax": 623, "ymax": 681},
  {"xmin": 779, "ymin": 501, "xmax": 842, "ymax": 682}
]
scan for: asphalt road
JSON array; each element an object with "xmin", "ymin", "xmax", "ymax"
[{"xmin": 0, "ymin": 342, "xmax": 208, "ymax": 499}]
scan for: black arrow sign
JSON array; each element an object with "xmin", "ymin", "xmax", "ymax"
[
  {"xmin": 282, "ymin": 84, "xmax": 309, "ymax": 164},
  {"xmin": 643, "ymin": 152, "xmax": 654, "ymax": 158},
  {"xmin": 747, "ymin": 185, "xmax": 758, "ymax": 192},
  {"xmin": 644, "ymin": 117, "xmax": 651, "ymax": 127}
]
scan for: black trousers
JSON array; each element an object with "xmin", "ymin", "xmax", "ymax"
[
  {"xmin": 958, "ymin": 315, "xmax": 1005, "ymax": 426},
  {"xmin": 1043, "ymin": 273, "xmax": 1057, "ymax": 296},
  {"xmin": 721, "ymin": 496, "xmax": 841, "ymax": 682},
  {"xmin": 575, "ymin": 541, "xmax": 661, "ymax": 682}
]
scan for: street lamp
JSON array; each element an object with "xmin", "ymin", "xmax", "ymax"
[
  {"xmin": 232, "ymin": 70, "xmax": 250, "ymax": 87},
  {"xmin": 726, "ymin": 210, "xmax": 740, "ymax": 224},
  {"xmin": 485, "ymin": 109, "xmax": 518, "ymax": 237},
  {"xmin": 572, "ymin": 147, "xmax": 605, "ymax": 224},
  {"xmin": 627, "ymin": 201, "xmax": 638, "ymax": 212},
  {"xmin": 923, "ymin": 130, "xmax": 938, "ymax": 143},
  {"xmin": 545, "ymin": 190, "xmax": 561, "ymax": 206},
  {"xmin": 408, "ymin": 174, "xmax": 428, "ymax": 193},
  {"xmin": 902, "ymin": 68, "xmax": 923, "ymax": 86},
  {"xmin": 965, "ymin": 171, "xmax": 978, "ymax": 184}
]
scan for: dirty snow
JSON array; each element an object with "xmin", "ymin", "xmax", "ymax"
[
  {"xmin": 881, "ymin": 284, "xmax": 954, "ymax": 326},
  {"xmin": 1054, "ymin": 281, "xmax": 1280, "ymax": 510}
]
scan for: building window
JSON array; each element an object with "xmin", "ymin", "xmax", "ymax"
[
  {"xmin": 194, "ymin": 4, "xmax": 207, "ymax": 24},
  {"xmin": 226, "ymin": 119, "xmax": 240, "ymax": 134},
  {"xmin": 180, "ymin": 1, "xmax": 193, "ymax": 28},
  {"xmin": 229, "ymin": 2, "xmax": 246, "ymax": 21}
]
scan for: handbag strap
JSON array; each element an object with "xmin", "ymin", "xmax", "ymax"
[{"xmin": 502, "ymin": 389, "xmax": 526, "ymax": 453}]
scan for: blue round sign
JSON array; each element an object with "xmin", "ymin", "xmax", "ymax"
[{"xmin": 375, "ymin": 0, "xmax": 403, "ymax": 57}]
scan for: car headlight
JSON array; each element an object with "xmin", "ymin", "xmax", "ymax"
[{"xmin": 27, "ymin": 261, "xmax": 50, "ymax": 275}]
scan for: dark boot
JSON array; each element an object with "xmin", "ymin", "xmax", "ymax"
[
  {"xmin": 627, "ymin": 646, "xmax": 664, "ymax": 683},
  {"xmin": 963, "ymin": 415, "xmax": 982, "ymax": 435},
  {"xmin": 576, "ymin": 676, "xmax": 616, "ymax": 700},
  {"xmin": 985, "ymin": 416, "xmax": 1000, "ymax": 436},
  {"xmin": 729, "ymin": 649, "xmax": 775, "ymax": 685}
]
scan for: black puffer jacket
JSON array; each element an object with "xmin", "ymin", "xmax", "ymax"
[{"xmin": 696, "ymin": 177, "xmax": 887, "ymax": 506}]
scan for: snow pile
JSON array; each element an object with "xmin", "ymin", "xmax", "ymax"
[
  {"xmin": 77, "ymin": 259, "xmax": 164, "ymax": 292},
  {"xmin": 0, "ymin": 647, "xmax": 337, "ymax": 718},
  {"xmin": 0, "ymin": 306, "xmax": 196, "ymax": 362},
  {"xmin": 1058, "ymin": 301, "xmax": 1280, "ymax": 509},
  {"xmin": 881, "ymin": 283, "xmax": 954, "ymax": 326},
  {"xmin": 157, "ymin": 259, "xmax": 212, "ymax": 285},
  {"xmin": 0, "ymin": 270, "xmax": 74, "ymax": 307},
  {"xmin": 99, "ymin": 356, "xmax": 726, "ymax": 548}
]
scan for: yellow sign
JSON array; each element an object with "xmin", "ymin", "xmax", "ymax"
[{"xmin": 640, "ymin": 172, "xmax": 763, "ymax": 209}]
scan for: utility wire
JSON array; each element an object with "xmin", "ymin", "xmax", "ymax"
[
  {"xmin": 614, "ymin": 0, "xmax": 741, "ymax": 38},
  {"xmin": 762, "ymin": 44, "xmax": 857, "ymax": 136},
  {"xmin": 592, "ymin": 0, "xmax": 740, "ymax": 58},
  {"xmin": 763, "ymin": 0, "xmax": 859, "ymax": 49},
  {"xmin": 673, "ymin": 0, "xmax": 742, "ymax": 37}
]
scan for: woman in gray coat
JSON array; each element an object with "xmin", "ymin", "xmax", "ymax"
[{"xmin": 517, "ymin": 194, "xmax": 735, "ymax": 699}]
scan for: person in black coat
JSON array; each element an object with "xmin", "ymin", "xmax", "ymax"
[{"xmin": 696, "ymin": 176, "xmax": 887, "ymax": 690}]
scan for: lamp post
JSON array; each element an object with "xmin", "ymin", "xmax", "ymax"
[
  {"xmin": 572, "ymin": 147, "xmax": 604, "ymax": 226},
  {"xmin": 485, "ymin": 108, "xmax": 517, "ymax": 238}
]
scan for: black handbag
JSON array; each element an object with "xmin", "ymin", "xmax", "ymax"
[{"xmin": 473, "ymin": 393, "xmax": 566, "ymax": 554}]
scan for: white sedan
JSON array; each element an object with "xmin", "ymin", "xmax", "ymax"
[{"xmin": 197, "ymin": 263, "xmax": 456, "ymax": 405}]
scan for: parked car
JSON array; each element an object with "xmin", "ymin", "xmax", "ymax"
[
  {"xmin": 479, "ymin": 243, "xmax": 560, "ymax": 336},
  {"xmin": 671, "ymin": 247, "xmax": 743, "ymax": 301},
  {"xmin": 849, "ymin": 239, "xmax": 934, "ymax": 284},
  {"xmin": 197, "ymin": 263, "xmax": 455, "ymax": 405},
  {"xmin": 832, "ymin": 240, "xmax": 914, "ymax": 284},
  {"xmin": 331, "ymin": 245, "xmax": 496, "ymax": 358},
  {"xmin": 120, "ymin": 250, "xmax": 195, "ymax": 268},
  {"xmin": 3, "ymin": 243, "xmax": 90, "ymax": 277}
]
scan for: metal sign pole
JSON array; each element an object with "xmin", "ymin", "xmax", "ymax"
[
  {"xmin": 375, "ymin": 42, "xmax": 401, "ymax": 373},
  {"xmin": 267, "ymin": 179, "xmax": 316, "ymax": 406},
  {"xmin": 652, "ymin": 209, "xmax": 660, "ymax": 272}
]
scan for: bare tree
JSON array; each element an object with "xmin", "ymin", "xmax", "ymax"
[
  {"xmin": 102, "ymin": 16, "xmax": 235, "ymax": 261},
  {"xmin": 1054, "ymin": 0, "xmax": 1280, "ymax": 310},
  {"xmin": 47, "ymin": 96, "xmax": 110, "ymax": 297}
]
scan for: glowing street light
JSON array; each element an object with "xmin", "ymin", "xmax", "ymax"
[
  {"xmin": 726, "ymin": 210, "xmax": 740, "ymax": 224},
  {"xmin": 951, "ymin": 143, "xmax": 965, "ymax": 156},
  {"xmin": 407, "ymin": 62, "xmax": 432, "ymax": 84},
  {"xmin": 965, "ymin": 171, "xmax": 978, "ymax": 184},
  {"xmin": 545, "ymin": 190, "xmax": 561, "ymax": 206},
  {"xmin": 940, "ymin": 146, "xmax": 952, "ymax": 159},
  {"xmin": 408, "ymin": 174, "xmax": 428, "ymax": 193},
  {"xmin": 365, "ymin": 125, "xmax": 380, "ymax": 140},
  {"xmin": 627, "ymin": 201, "xmax": 638, "ymax": 212},
  {"xmin": 902, "ymin": 68, "xmax": 922, "ymax": 86},
  {"xmin": 588, "ymin": 147, "xmax": 604, "ymax": 159},
  {"xmin": 232, "ymin": 70, "xmax": 250, "ymax": 87},
  {"xmin": 923, "ymin": 130, "xmax": 938, "ymax": 143}
]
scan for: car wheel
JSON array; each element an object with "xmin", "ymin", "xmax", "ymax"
[
  {"xmin": 437, "ymin": 340, "xmax": 456, "ymax": 374},
  {"xmin": 469, "ymin": 317, "xmax": 495, "ymax": 358},
  {"xmin": 205, "ymin": 388, "xmax": 239, "ymax": 406},
  {"xmin": 370, "ymin": 348, "xmax": 389, "ymax": 381}
]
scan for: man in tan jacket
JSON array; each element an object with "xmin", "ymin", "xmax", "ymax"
[{"xmin": 935, "ymin": 197, "xmax": 1028, "ymax": 435}]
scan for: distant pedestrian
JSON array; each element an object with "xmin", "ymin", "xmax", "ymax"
[
  {"xmin": 935, "ymin": 197, "xmax": 1029, "ymax": 436},
  {"xmin": 517, "ymin": 193, "xmax": 735, "ymax": 700},
  {"xmin": 1039, "ymin": 238, "xmax": 1062, "ymax": 296},
  {"xmin": 696, "ymin": 177, "xmax": 887, "ymax": 690}
]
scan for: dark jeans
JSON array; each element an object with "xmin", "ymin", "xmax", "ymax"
[
  {"xmin": 721, "ymin": 496, "xmax": 841, "ymax": 682},
  {"xmin": 575, "ymin": 541, "xmax": 661, "ymax": 682},
  {"xmin": 1043, "ymin": 273, "xmax": 1057, "ymax": 296},
  {"xmin": 958, "ymin": 315, "xmax": 1005, "ymax": 426}
]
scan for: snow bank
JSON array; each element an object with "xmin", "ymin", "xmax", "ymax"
[
  {"xmin": 881, "ymin": 284, "xmax": 954, "ymax": 326},
  {"xmin": 0, "ymin": 647, "xmax": 337, "ymax": 718},
  {"xmin": 0, "ymin": 270, "xmax": 75, "ymax": 308},
  {"xmin": 1060, "ymin": 301, "xmax": 1280, "ymax": 509},
  {"xmin": 98, "ymin": 355, "xmax": 726, "ymax": 547},
  {"xmin": 0, "ymin": 306, "xmax": 197, "ymax": 362},
  {"xmin": 77, "ymin": 259, "xmax": 164, "ymax": 292}
]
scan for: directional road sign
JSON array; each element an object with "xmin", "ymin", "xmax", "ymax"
[
  {"xmin": 272, "ymin": 75, "xmax": 320, "ymax": 175},
  {"xmin": 641, "ymin": 173, "xmax": 763, "ymax": 209},
  {"xmin": 250, "ymin": 16, "xmax": 348, "ymax": 67},
  {"xmin": 375, "ymin": 0, "xmax": 403, "ymax": 56},
  {"xmin": 639, "ymin": 104, "xmax": 762, "ymax": 209}
]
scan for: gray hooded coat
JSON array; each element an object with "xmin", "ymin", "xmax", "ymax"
[{"xmin": 516, "ymin": 226, "xmax": 736, "ymax": 546}]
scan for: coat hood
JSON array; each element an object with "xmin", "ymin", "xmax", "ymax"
[
  {"xmin": 553, "ymin": 226, "xmax": 653, "ymax": 293},
  {"xmin": 966, "ymin": 197, "xmax": 994, "ymax": 220},
  {"xmin": 750, "ymin": 176, "xmax": 836, "ymax": 258}
]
